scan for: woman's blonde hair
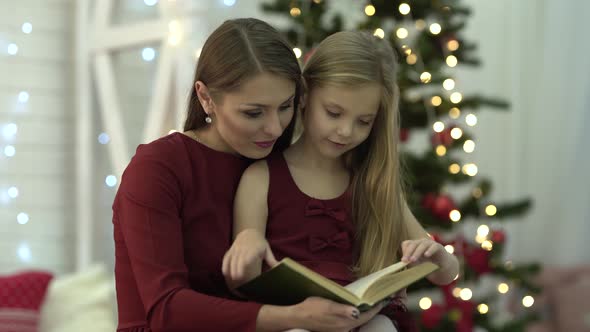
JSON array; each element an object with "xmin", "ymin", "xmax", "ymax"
[{"xmin": 303, "ymin": 31, "xmax": 408, "ymax": 277}]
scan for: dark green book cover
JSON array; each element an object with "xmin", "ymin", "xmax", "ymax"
[
  {"xmin": 236, "ymin": 258, "xmax": 439, "ymax": 311},
  {"xmin": 237, "ymin": 258, "xmax": 358, "ymax": 306}
]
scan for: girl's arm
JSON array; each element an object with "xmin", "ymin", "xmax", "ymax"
[
  {"xmin": 222, "ymin": 161, "xmax": 277, "ymax": 288},
  {"xmin": 402, "ymin": 199, "xmax": 460, "ymax": 285}
]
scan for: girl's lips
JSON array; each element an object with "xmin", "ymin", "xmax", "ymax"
[{"xmin": 329, "ymin": 140, "xmax": 348, "ymax": 148}]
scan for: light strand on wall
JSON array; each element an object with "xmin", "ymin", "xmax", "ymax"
[{"xmin": 2, "ymin": 19, "xmax": 38, "ymax": 264}]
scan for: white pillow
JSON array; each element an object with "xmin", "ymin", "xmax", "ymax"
[{"xmin": 39, "ymin": 264, "xmax": 117, "ymax": 332}]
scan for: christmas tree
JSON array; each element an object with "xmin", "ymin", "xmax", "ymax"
[{"xmin": 262, "ymin": 0, "xmax": 541, "ymax": 331}]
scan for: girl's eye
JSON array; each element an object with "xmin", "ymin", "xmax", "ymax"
[
  {"xmin": 326, "ymin": 110, "xmax": 340, "ymax": 118},
  {"xmin": 359, "ymin": 119, "xmax": 372, "ymax": 126},
  {"xmin": 243, "ymin": 110, "xmax": 262, "ymax": 118}
]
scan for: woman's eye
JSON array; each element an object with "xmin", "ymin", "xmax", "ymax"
[{"xmin": 243, "ymin": 110, "xmax": 262, "ymax": 118}]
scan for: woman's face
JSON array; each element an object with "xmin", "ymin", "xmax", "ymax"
[{"xmin": 204, "ymin": 72, "xmax": 296, "ymax": 159}]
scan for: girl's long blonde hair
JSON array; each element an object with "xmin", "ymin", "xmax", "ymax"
[{"xmin": 303, "ymin": 31, "xmax": 408, "ymax": 277}]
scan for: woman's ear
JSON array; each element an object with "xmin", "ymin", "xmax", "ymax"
[{"xmin": 195, "ymin": 81, "xmax": 214, "ymax": 114}]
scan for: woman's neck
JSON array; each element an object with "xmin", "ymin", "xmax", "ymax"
[{"xmin": 191, "ymin": 126, "xmax": 239, "ymax": 156}]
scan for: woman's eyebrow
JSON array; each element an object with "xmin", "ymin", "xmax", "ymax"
[{"xmin": 241, "ymin": 94, "xmax": 295, "ymax": 108}]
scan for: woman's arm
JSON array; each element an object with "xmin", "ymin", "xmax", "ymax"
[
  {"xmin": 402, "ymin": 199, "xmax": 460, "ymax": 285},
  {"xmin": 116, "ymin": 154, "xmax": 262, "ymax": 332},
  {"xmin": 222, "ymin": 161, "xmax": 277, "ymax": 287}
]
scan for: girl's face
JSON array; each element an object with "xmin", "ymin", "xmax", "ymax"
[
  {"xmin": 303, "ymin": 84, "xmax": 381, "ymax": 158},
  {"xmin": 202, "ymin": 72, "xmax": 296, "ymax": 159}
]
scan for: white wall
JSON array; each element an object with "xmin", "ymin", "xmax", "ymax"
[
  {"xmin": 0, "ymin": 0, "xmax": 75, "ymax": 273},
  {"xmin": 459, "ymin": 0, "xmax": 590, "ymax": 265}
]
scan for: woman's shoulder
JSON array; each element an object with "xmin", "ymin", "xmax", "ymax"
[
  {"xmin": 116, "ymin": 133, "xmax": 192, "ymax": 210},
  {"xmin": 132, "ymin": 132, "xmax": 194, "ymax": 162},
  {"xmin": 121, "ymin": 133, "xmax": 197, "ymax": 190}
]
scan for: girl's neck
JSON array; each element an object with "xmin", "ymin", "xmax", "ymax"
[{"xmin": 287, "ymin": 135, "xmax": 345, "ymax": 172}]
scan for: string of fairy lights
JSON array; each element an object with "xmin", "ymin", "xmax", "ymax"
[
  {"xmin": 1, "ymin": 0, "xmax": 239, "ymax": 265},
  {"xmin": 2, "ymin": 19, "xmax": 36, "ymax": 264}
]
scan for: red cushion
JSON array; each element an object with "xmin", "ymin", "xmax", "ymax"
[{"xmin": 0, "ymin": 271, "xmax": 53, "ymax": 332}]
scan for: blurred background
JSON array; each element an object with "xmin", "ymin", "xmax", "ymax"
[{"xmin": 1, "ymin": 0, "xmax": 588, "ymax": 331}]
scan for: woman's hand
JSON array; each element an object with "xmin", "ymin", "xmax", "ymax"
[
  {"xmin": 222, "ymin": 229, "xmax": 278, "ymax": 288},
  {"xmin": 257, "ymin": 297, "xmax": 385, "ymax": 332},
  {"xmin": 290, "ymin": 297, "xmax": 385, "ymax": 332}
]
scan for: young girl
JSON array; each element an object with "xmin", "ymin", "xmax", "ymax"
[{"xmin": 222, "ymin": 31, "xmax": 459, "ymax": 331}]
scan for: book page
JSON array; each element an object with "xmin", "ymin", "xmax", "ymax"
[
  {"xmin": 344, "ymin": 261, "xmax": 407, "ymax": 297},
  {"xmin": 363, "ymin": 262, "xmax": 439, "ymax": 305}
]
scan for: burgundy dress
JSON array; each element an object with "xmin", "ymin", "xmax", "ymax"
[
  {"xmin": 266, "ymin": 153, "xmax": 356, "ymax": 285},
  {"xmin": 265, "ymin": 153, "xmax": 418, "ymax": 332},
  {"xmin": 112, "ymin": 133, "xmax": 261, "ymax": 332}
]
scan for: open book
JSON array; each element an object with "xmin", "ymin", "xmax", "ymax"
[{"xmin": 237, "ymin": 258, "xmax": 439, "ymax": 311}]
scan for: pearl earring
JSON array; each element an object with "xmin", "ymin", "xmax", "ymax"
[{"xmin": 205, "ymin": 115, "xmax": 212, "ymax": 124}]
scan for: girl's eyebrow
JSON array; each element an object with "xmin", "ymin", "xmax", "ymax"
[
  {"xmin": 325, "ymin": 102, "xmax": 376, "ymax": 117},
  {"xmin": 241, "ymin": 94, "xmax": 295, "ymax": 108},
  {"xmin": 324, "ymin": 102, "xmax": 345, "ymax": 111}
]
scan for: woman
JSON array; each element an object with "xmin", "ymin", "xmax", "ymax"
[{"xmin": 113, "ymin": 18, "xmax": 382, "ymax": 332}]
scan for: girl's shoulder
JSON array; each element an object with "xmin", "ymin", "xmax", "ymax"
[{"xmin": 242, "ymin": 158, "xmax": 269, "ymax": 181}]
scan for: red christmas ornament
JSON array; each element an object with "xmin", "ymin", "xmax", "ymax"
[
  {"xmin": 432, "ymin": 195, "xmax": 456, "ymax": 220},
  {"xmin": 491, "ymin": 230, "xmax": 506, "ymax": 243},
  {"xmin": 424, "ymin": 282, "xmax": 476, "ymax": 332},
  {"xmin": 430, "ymin": 127, "xmax": 454, "ymax": 147},
  {"xmin": 400, "ymin": 128, "xmax": 409, "ymax": 142},
  {"xmin": 440, "ymin": 281, "xmax": 456, "ymax": 301},
  {"xmin": 464, "ymin": 246, "xmax": 492, "ymax": 275},
  {"xmin": 422, "ymin": 193, "xmax": 456, "ymax": 221},
  {"xmin": 452, "ymin": 300, "xmax": 476, "ymax": 332},
  {"xmin": 440, "ymin": 281, "xmax": 476, "ymax": 332},
  {"xmin": 421, "ymin": 193, "xmax": 436, "ymax": 210},
  {"xmin": 421, "ymin": 304, "xmax": 445, "ymax": 328}
]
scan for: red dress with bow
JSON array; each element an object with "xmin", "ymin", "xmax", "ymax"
[
  {"xmin": 266, "ymin": 152, "xmax": 355, "ymax": 285},
  {"xmin": 265, "ymin": 153, "xmax": 419, "ymax": 332}
]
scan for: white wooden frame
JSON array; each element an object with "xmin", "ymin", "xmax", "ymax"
[{"xmin": 75, "ymin": 0, "xmax": 205, "ymax": 270}]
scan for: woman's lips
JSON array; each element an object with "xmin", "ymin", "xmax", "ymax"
[{"xmin": 255, "ymin": 140, "xmax": 276, "ymax": 148}]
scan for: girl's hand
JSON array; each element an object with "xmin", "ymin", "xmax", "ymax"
[
  {"xmin": 222, "ymin": 229, "xmax": 278, "ymax": 288},
  {"xmin": 401, "ymin": 237, "xmax": 445, "ymax": 265}
]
